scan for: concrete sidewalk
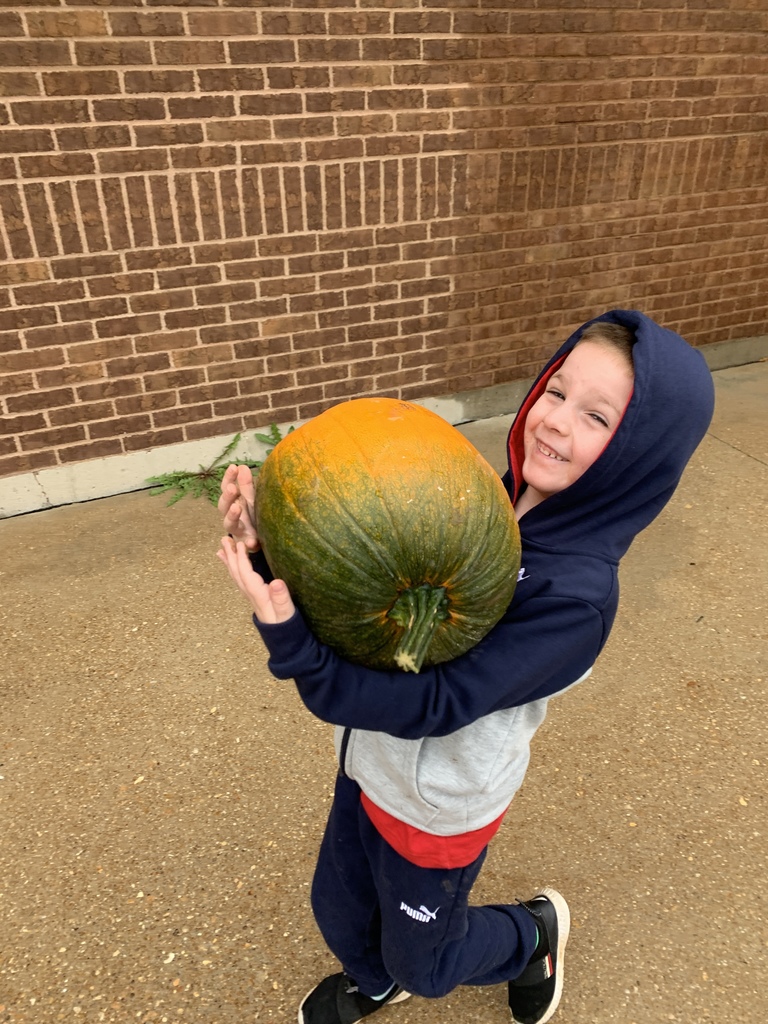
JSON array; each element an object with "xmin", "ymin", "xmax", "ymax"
[{"xmin": 1, "ymin": 361, "xmax": 766, "ymax": 1024}]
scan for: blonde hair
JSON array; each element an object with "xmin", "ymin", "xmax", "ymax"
[{"xmin": 577, "ymin": 322, "xmax": 635, "ymax": 368}]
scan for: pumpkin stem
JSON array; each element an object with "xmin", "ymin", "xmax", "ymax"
[{"xmin": 388, "ymin": 584, "xmax": 449, "ymax": 673}]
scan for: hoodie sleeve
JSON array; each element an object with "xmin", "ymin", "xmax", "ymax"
[{"xmin": 253, "ymin": 593, "xmax": 605, "ymax": 739}]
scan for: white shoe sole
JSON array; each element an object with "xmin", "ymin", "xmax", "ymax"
[
  {"xmin": 297, "ymin": 982, "xmax": 411, "ymax": 1023},
  {"xmin": 521, "ymin": 886, "xmax": 570, "ymax": 1024}
]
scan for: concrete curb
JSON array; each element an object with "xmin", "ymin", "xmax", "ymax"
[{"xmin": 1, "ymin": 334, "xmax": 765, "ymax": 519}]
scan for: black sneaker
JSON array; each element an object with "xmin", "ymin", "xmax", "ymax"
[
  {"xmin": 507, "ymin": 887, "xmax": 570, "ymax": 1024},
  {"xmin": 298, "ymin": 972, "xmax": 411, "ymax": 1024}
]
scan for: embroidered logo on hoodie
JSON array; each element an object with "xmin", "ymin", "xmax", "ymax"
[{"xmin": 400, "ymin": 901, "xmax": 439, "ymax": 923}]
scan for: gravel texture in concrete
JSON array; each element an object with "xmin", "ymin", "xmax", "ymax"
[{"xmin": 1, "ymin": 362, "xmax": 766, "ymax": 1024}]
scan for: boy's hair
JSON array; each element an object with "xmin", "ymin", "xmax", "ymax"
[{"xmin": 577, "ymin": 322, "xmax": 635, "ymax": 367}]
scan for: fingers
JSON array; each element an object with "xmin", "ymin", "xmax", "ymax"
[
  {"xmin": 218, "ymin": 465, "xmax": 260, "ymax": 551},
  {"xmin": 233, "ymin": 542, "xmax": 278, "ymax": 622},
  {"xmin": 237, "ymin": 463, "xmax": 255, "ymax": 503},
  {"xmin": 267, "ymin": 579, "xmax": 296, "ymax": 624},
  {"xmin": 217, "ymin": 537, "xmax": 294, "ymax": 625},
  {"xmin": 217, "ymin": 538, "xmax": 273, "ymax": 622},
  {"xmin": 236, "ymin": 464, "xmax": 257, "ymax": 530},
  {"xmin": 222, "ymin": 497, "xmax": 243, "ymax": 534}
]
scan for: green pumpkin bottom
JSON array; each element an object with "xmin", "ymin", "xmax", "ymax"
[{"xmin": 254, "ymin": 397, "xmax": 521, "ymax": 672}]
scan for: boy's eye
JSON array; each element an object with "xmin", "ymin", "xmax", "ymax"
[
  {"xmin": 547, "ymin": 387, "xmax": 565, "ymax": 400},
  {"xmin": 589, "ymin": 413, "xmax": 609, "ymax": 427}
]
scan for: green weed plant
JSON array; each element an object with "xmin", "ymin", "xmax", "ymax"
[{"xmin": 147, "ymin": 424, "xmax": 289, "ymax": 506}]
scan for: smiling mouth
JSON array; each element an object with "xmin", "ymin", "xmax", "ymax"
[{"xmin": 536, "ymin": 440, "xmax": 567, "ymax": 462}]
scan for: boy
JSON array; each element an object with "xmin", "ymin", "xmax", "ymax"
[{"xmin": 217, "ymin": 310, "xmax": 715, "ymax": 1024}]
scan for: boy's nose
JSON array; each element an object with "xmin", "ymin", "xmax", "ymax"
[{"xmin": 541, "ymin": 405, "xmax": 569, "ymax": 433}]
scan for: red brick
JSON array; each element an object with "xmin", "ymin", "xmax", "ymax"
[
  {"xmin": 97, "ymin": 314, "xmax": 163, "ymax": 340},
  {"xmin": 7, "ymin": 387, "xmax": 74, "ymax": 414},
  {"xmin": 163, "ymin": 307, "xmax": 226, "ymax": 331},
  {"xmin": 361, "ymin": 38, "xmax": 420, "ymax": 63},
  {"xmin": 185, "ymin": 418, "xmax": 246, "ymax": 443},
  {"xmin": 27, "ymin": 11, "xmax": 108, "ymax": 37},
  {"xmin": 19, "ymin": 153, "xmax": 95, "ymax": 179},
  {"xmin": 170, "ymin": 97, "xmax": 236, "ymax": 122},
  {"xmin": 0, "ymin": 412, "xmax": 47, "ymax": 435},
  {"xmin": 0, "ymin": 41, "xmax": 71, "ymax": 68},
  {"xmin": 154, "ymin": 41, "xmax": 226, "ymax": 66},
  {"xmin": 196, "ymin": 282, "xmax": 257, "ymax": 306},
  {"xmin": 267, "ymin": 67, "xmax": 330, "ymax": 90},
  {"xmin": 142, "ymin": 177, "xmax": 173, "ymax": 247},
  {"xmin": 40, "ymin": 70, "xmax": 115, "ymax": 98},
  {"xmin": 24, "ymin": 321, "xmax": 94, "ymax": 350},
  {"xmin": 172, "ymin": 146, "xmax": 237, "ymax": 171},
  {"xmin": 50, "ymin": 181, "xmax": 85, "ymax": 255},
  {"xmin": 173, "ymin": 346, "xmax": 233, "ymax": 370},
  {"xmin": 194, "ymin": 240, "xmax": 257, "ymax": 264},
  {"xmin": 0, "ymin": 172, "xmax": 18, "ymax": 223},
  {"xmin": 89, "ymin": 414, "xmax": 152, "ymax": 440},
  {"xmin": 12, "ymin": 99, "xmax": 90, "ymax": 125},
  {"xmin": 229, "ymin": 40, "xmax": 296, "ymax": 65},
  {"xmin": 66, "ymin": 338, "xmax": 133, "ymax": 366},
  {"xmin": 206, "ymin": 324, "xmax": 263, "ymax": 348},
  {"xmin": 93, "ymin": 98, "xmax": 166, "ymax": 122},
  {"xmin": 0, "ymin": 451, "xmax": 58, "ymax": 475},
  {"xmin": 129, "ymin": 288, "xmax": 193, "ymax": 315},
  {"xmin": 188, "ymin": 11, "xmax": 260, "ymax": 36},
  {"xmin": 58, "ymin": 439, "xmax": 123, "ymax": 464},
  {"xmin": 75, "ymin": 42, "xmax": 152, "ymax": 67},
  {"xmin": 49, "ymin": 400, "xmax": 113, "ymax": 426},
  {"xmin": 169, "ymin": 174, "xmax": 198, "ymax": 245},
  {"xmin": 0, "ymin": 73, "xmax": 40, "ymax": 97},
  {"xmin": 18, "ymin": 183, "xmax": 56, "ymax": 259},
  {"xmin": 14, "ymin": 278, "xmax": 85, "ymax": 307},
  {"xmin": 116, "ymin": 392, "xmax": 177, "ymax": 416},
  {"xmin": 241, "ymin": 93, "xmax": 304, "ymax": 117},
  {"xmin": 124, "ymin": 428, "xmax": 184, "ymax": 452},
  {"xmin": 0, "ymin": 12, "xmax": 23, "ymax": 37},
  {"xmin": 52, "ymin": 253, "xmax": 121, "ymax": 284},
  {"xmin": 287, "ymin": 252, "xmax": 342, "ymax": 276},
  {"xmin": 206, "ymin": 120, "xmax": 272, "ymax": 144},
  {"xmin": 153, "ymin": 403, "xmax": 214, "ymax": 428},
  {"xmin": 124, "ymin": 70, "xmax": 195, "ymax": 94},
  {"xmin": 0, "ymin": 328, "xmax": 22, "ymax": 352},
  {"xmin": 57, "ymin": 125, "xmax": 131, "ymax": 151},
  {"xmin": 1, "ymin": 303, "xmax": 58, "ymax": 331},
  {"xmin": 142, "ymin": 368, "xmax": 205, "ymax": 394},
  {"xmin": 300, "ymin": 39, "xmax": 361, "ymax": 63},
  {"xmin": 199, "ymin": 67, "xmax": 266, "ymax": 93},
  {"xmin": 157, "ymin": 265, "xmax": 220, "ymax": 289},
  {"xmin": 58, "ymin": 296, "xmax": 127, "ymax": 324},
  {"xmin": 127, "ymin": 248, "xmax": 192, "ymax": 272},
  {"xmin": 109, "ymin": 12, "xmax": 185, "ymax": 37},
  {"xmin": 208, "ymin": 358, "xmax": 266, "ymax": 383}
]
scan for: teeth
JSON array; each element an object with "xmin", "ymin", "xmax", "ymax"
[{"xmin": 538, "ymin": 441, "xmax": 565, "ymax": 462}]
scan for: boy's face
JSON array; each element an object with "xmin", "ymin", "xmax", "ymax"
[{"xmin": 521, "ymin": 340, "xmax": 634, "ymax": 504}]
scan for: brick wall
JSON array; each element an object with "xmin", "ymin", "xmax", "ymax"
[{"xmin": 1, "ymin": 2, "xmax": 767, "ymax": 484}]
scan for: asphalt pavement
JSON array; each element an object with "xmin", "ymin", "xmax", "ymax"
[{"xmin": 1, "ymin": 360, "xmax": 766, "ymax": 1024}]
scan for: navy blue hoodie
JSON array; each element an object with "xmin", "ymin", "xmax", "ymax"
[{"xmin": 251, "ymin": 310, "xmax": 715, "ymax": 856}]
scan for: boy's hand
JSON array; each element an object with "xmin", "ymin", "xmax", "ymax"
[
  {"xmin": 218, "ymin": 464, "xmax": 259, "ymax": 552},
  {"xmin": 217, "ymin": 537, "xmax": 295, "ymax": 624}
]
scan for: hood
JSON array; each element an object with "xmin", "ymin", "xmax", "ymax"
[{"xmin": 506, "ymin": 309, "xmax": 716, "ymax": 561}]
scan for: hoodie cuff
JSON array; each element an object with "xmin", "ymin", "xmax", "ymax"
[{"xmin": 251, "ymin": 610, "xmax": 316, "ymax": 677}]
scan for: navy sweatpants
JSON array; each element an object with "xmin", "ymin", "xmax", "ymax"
[{"xmin": 310, "ymin": 773, "xmax": 538, "ymax": 1000}]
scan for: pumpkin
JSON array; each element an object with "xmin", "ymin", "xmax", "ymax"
[{"xmin": 254, "ymin": 397, "xmax": 521, "ymax": 672}]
